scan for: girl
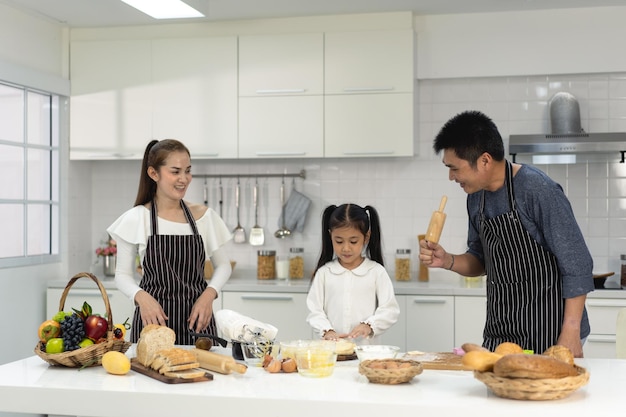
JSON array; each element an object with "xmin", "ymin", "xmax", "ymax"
[
  {"xmin": 306, "ymin": 204, "xmax": 400, "ymax": 343},
  {"xmin": 107, "ymin": 139, "xmax": 233, "ymax": 344}
]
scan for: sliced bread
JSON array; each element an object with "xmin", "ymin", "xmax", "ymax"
[
  {"xmin": 163, "ymin": 368, "xmax": 207, "ymax": 379},
  {"xmin": 136, "ymin": 325, "xmax": 176, "ymax": 367}
]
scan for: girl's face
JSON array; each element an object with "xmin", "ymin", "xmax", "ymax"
[
  {"xmin": 330, "ymin": 225, "xmax": 370, "ymax": 270},
  {"xmin": 148, "ymin": 151, "xmax": 192, "ymax": 202}
]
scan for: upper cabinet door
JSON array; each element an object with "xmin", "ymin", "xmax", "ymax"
[
  {"xmin": 151, "ymin": 37, "xmax": 238, "ymax": 159},
  {"xmin": 325, "ymin": 30, "xmax": 415, "ymax": 94},
  {"xmin": 70, "ymin": 40, "xmax": 153, "ymax": 159},
  {"xmin": 238, "ymin": 33, "xmax": 324, "ymax": 97}
]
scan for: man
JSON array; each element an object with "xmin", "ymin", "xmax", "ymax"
[{"xmin": 419, "ymin": 110, "xmax": 594, "ymax": 357}]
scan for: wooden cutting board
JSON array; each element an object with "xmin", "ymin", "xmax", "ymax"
[
  {"xmin": 130, "ymin": 359, "xmax": 214, "ymax": 383},
  {"xmin": 402, "ymin": 351, "xmax": 471, "ymax": 371}
]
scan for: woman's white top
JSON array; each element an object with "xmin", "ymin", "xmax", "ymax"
[
  {"xmin": 306, "ymin": 258, "xmax": 400, "ymax": 343},
  {"xmin": 107, "ymin": 205, "xmax": 233, "ymax": 303}
]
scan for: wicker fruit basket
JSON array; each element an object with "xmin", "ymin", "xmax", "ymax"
[
  {"xmin": 473, "ymin": 365, "xmax": 589, "ymax": 400},
  {"xmin": 359, "ymin": 359, "xmax": 423, "ymax": 384},
  {"xmin": 34, "ymin": 272, "xmax": 132, "ymax": 368}
]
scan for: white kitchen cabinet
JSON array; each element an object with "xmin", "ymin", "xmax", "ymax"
[
  {"xmin": 405, "ymin": 295, "xmax": 454, "ymax": 352},
  {"xmin": 47, "ymin": 287, "xmax": 136, "ymax": 341},
  {"xmin": 324, "ymin": 93, "xmax": 414, "ymax": 157},
  {"xmin": 238, "ymin": 33, "xmax": 324, "ymax": 97},
  {"xmin": 221, "ymin": 291, "xmax": 313, "ymax": 341},
  {"xmin": 324, "ymin": 30, "xmax": 414, "ymax": 95},
  {"xmin": 323, "ymin": 29, "xmax": 415, "ymax": 158},
  {"xmin": 238, "ymin": 33, "xmax": 324, "ymax": 158},
  {"xmin": 454, "ymin": 296, "xmax": 486, "ymax": 347},
  {"xmin": 70, "ymin": 40, "xmax": 153, "ymax": 159},
  {"xmin": 238, "ymin": 96, "xmax": 323, "ymax": 158},
  {"xmin": 151, "ymin": 37, "xmax": 238, "ymax": 159},
  {"xmin": 380, "ymin": 295, "xmax": 406, "ymax": 349},
  {"xmin": 584, "ymin": 298, "xmax": 626, "ymax": 358}
]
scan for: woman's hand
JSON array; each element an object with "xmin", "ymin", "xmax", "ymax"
[
  {"xmin": 188, "ymin": 287, "xmax": 217, "ymax": 332},
  {"xmin": 135, "ymin": 290, "xmax": 168, "ymax": 326}
]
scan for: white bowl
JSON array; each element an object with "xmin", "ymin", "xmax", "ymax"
[{"xmin": 355, "ymin": 345, "xmax": 400, "ymax": 362}]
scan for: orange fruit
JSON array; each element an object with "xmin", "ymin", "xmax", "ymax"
[{"xmin": 38, "ymin": 320, "xmax": 61, "ymax": 342}]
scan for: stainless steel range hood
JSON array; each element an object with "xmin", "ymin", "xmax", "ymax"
[{"xmin": 508, "ymin": 92, "xmax": 626, "ymax": 163}]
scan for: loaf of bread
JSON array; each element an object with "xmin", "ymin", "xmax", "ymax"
[
  {"xmin": 543, "ymin": 345, "xmax": 575, "ymax": 366},
  {"xmin": 461, "ymin": 350, "xmax": 503, "ymax": 372},
  {"xmin": 136, "ymin": 324, "xmax": 176, "ymax": 367},
  {"xmin": 493, "ymin": 353, "xmax": 579, "ymax": 379},
  {"xmin": 494, "ymin": 342, "xmax": 524, "ymax": 355}
]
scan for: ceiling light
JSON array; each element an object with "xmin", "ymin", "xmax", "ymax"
[{"xmin": 120, "ymin": 0, "xmax": 204, "ymax": 19}]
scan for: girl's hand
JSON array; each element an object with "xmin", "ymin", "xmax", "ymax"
[
  {"xmin": 188, "ymin": 288, "xmax": 217, "ymax": 333},
  {"xmin": 323, "ymin": 330, "xmax": 339, "ymax": 341},
  {"xmin": 348, "ymin": 323, "xmax": 373, "ymax": 339},
  {"xmin": 135, "ymin": 290, "xmax": 168, "ymax": 326}
]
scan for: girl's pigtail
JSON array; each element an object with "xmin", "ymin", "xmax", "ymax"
[
  {"xmin": 312, "ymin": 205, "xmax": 337, "ymax": 279},
  {"xmin": 364, "ymin": 205, "xmax": 384, "ymax": 266}
]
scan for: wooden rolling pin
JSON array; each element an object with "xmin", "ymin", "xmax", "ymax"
[
  {"xmin": 425, "ymin": 195, "xmax": 448, "ymax": 244},
  {"xmin": 191, "ymin": 348, "xmax": 248, "ymax": 375}
]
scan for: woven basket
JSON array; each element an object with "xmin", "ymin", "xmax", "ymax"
[
  {"xmin": 359, "ymin": 359, "xmax": 423, "ymax": 384},
  {"xmin": 34, "ymin": 272, "xmax": 132, "ymax": 368},
  {"xmin": 473, "ymin": 365, "xmax": 589, "ymax": 400}
]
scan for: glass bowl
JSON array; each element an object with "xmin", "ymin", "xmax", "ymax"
[
  {"xmin": 294, "ymin": 341, "xmax": 337, "ymax": 378},
  {"xmin": 355, "ymin": 345, "xmax": 400, "ymax": 362}
]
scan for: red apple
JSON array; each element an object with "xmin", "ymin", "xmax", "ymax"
[{"xmin": 84, "ymin": 315, "xmax": 108, "ymax": 341}]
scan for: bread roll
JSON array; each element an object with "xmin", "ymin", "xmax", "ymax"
[
  {"xmin": 494, "ymin": 342, "xmax": 524, "ymax": 355},
  {"xmin": 493, "ymin": 353, "xmax": 579, "ymax": 379},
  {"xmin": 461, "ymin": 342, "xmax": 489, "ymax": 353},
  {"xmin": 335, "ymin": 339, "xmax": 356, "ymax": 355},
  {"xmin": 136, "ymin": 325, "xmax": 176, "ymax": 367},
  {"xmin": 543, "ymin": 345, "xmax": 575, "ymax": 366},
  {"xmin": 461, "ymin": 350, "xmax": 502, "ymax": 372}
]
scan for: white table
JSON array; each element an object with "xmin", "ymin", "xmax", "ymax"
[{"xmin": 1, "ymin": 348, "xmax": 624, "ymax": 417}]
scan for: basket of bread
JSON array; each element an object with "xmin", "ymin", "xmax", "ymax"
[
  {"xmin": 359, "ymin": 358, "xmax": 423, "ymax": 384},
  {"xmin": 34, "ymin": 272, "xmax": 132, "ymax": 368},
  {"xmin": 462, "ymin": 342, "xmax": 589, "ymax": 400}
]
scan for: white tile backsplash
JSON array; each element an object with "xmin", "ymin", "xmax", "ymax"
[{"xmin": 69, "ymin": 72, "xmax": 626, "ymax": 284}]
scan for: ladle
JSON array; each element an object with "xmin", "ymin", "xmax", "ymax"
[
  {"xmin": 274, "ymin": 177, "xmax": 291, "ymax": 238},
  {"xmin": 233, "ymin": 178, "xmax": 246, "ymax": 243}
]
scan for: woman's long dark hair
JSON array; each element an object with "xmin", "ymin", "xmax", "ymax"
[
  {"xmin": 134, "ymin": 139, "xmax": 190, "ymax": 206},
  {"xmin": 312, "ymin": 203, "xmax": 384, "ymax": 278}
]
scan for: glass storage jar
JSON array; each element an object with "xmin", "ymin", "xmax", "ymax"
[
  {"xmin": 395, "ymin": 249, "xmax": 411, "ymax": 281},
  {"xmin": 257, "ymin": 250, "xmax": 276, "ymax": 280},
  {"xmin": 289, "ymin": 247, "xmax": 305, "ymax": 279}
]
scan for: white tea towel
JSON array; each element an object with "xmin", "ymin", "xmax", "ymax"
[
  {"xmin": 215, "ymin": 309, "xmax": 278, "ymax": 342},
  {"xmin": 279, "ymin": 189, "xmax": 312, "ymax": 232}
]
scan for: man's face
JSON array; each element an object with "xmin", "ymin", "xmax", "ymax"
[{"xmin": 442, "ymin": 149, "xmax": 483, "ymax": 194}]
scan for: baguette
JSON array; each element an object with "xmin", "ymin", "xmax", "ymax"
[
  {"xmin": 461, "ymin": 343, "xmax": 488, "ymax": 353},
  {"xmin": 493, "ymin": 353, "xmax": 579, "ymax": 379}
]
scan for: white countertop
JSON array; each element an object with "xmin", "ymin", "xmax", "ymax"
[
  {"xmin": 0, "ymin": 345, "xmax": 624, "ymax": 417},
  {"xmin": 48, "ymin": 269, "xmax": 626, "ymax": 299}
]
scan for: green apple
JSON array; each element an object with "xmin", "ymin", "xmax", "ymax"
[
  {"xmin": 45, "ymin": 338, "xmax": 65, "ymax": 354},
  {"xmin": 78, "ymin": 338, "xmax": 94, "ymax": 348}
]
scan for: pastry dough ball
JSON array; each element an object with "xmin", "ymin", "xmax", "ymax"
[{"xmin": 494, "ymin": 342, "xmax": 524, "ymax": 355}]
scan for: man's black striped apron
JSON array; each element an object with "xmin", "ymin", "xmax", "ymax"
[
  {"xmin": 480, "ymin": 161, "xmax": 563, "ymax": 354},
  {"xmin": 130, "ymin": 200, "xmax": 217, "ymax": 344}
]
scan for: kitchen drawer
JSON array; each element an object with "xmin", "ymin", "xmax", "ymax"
[
  {"xmin": 586, "ymin": 298, "xmax": 626, "ymax": 335},
  {"xmin": 405, "ymin": 295, "xmax": 454, "ymax": 352}
]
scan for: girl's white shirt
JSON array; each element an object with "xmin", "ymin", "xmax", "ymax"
[
  {"xmin": 107, "ymin": 205, "xmax": 233, "ymax": 303},
  {"xmin": 306, "ymin": 258, "xmax": 400, "ymax": 343}
]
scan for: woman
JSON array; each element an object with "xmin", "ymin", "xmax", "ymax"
[{"xmin": 107, "ymin": 139, "xmax": 232, "ymax": 344}]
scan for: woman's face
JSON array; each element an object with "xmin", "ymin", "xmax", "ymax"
[
  {"xmin": 149, "ymin": 151, "xmax": 192, "ymax": 201},
  {"xmin": 330, "ymin": 226, "xmax": 370, "ymax": 270}
]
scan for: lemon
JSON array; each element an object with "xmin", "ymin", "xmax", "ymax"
[{"xmin": 101, "ymin": 351, "xmax": 131, "ymax": 375}]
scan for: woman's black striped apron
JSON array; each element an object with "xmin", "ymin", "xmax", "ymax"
[
  {"xmin": 480, "ymin": 161, "xmax": 563, "ymax": 354},
  {"xmin": 130, "ymin": 200, "xmax": 217, "ymax": 344}
]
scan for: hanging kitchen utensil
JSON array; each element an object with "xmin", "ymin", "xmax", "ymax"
[
  {"xmin": 219, "ymin": 177, "xmax": 223, "ymax": 218},
  {"xmin": 233, "ymin": 178, "xmax": 246, "ymax": 243},
  {"xmin": 203, "ymin": 177, "xmax": 208, "ymax": 206},
  {"xmin": 274, "ymin": 176, "xmax": 291, "ymax": 239},
  {"xmin": 249, "ymin": 179, "xmax": 264, "ymax": 246}
]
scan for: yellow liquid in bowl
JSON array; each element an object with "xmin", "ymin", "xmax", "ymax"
[{"xmin": 295, "ymin": 350, "xmax": 337, "ymax": 378}]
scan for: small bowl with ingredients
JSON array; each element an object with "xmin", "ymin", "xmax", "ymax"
[
  {"xmin": 294, "ymin": 340, "xmax": 337, "ymax": 378},
  {"xmin": 355, "ymin": 345, "xmax": 401, "ymax": 362}
]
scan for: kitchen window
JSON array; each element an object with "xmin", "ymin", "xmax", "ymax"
[{"xmin": 0, "ymin": 81, "xmax": 60, "ymax": 266}]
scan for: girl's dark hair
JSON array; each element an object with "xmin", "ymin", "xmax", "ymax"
[
  {"xmin": 312, "ymin": 203, "xmax": 384, "ymax": 278},
  {"xmin": 433, "ymin": 110, "xmax": 504, "ymax": 167},
  {"xmin": 134, "ymin": 139, "xmax": 190, "ymax": 206}
]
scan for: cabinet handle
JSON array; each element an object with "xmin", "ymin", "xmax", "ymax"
[
  {"xmin": 586, "ymin": 335, "xmax": 616, "ymax": 343},
  {"xmin": 255, "ymin": 151, "xmax": 307, "ymax": 157},
  {"xmin": 343, "ymin": 87, "xmax": 395, "ymax": 92},
  {"xmin": 412, "ymin": 298, "xmax": 446, "ymax": 304},
  {"xmin": 240, "ymin": 295, "xmax": 294, "ymax": 301},
  {"xmin": 255, "ymin": 89, "xmax": 306, "ymax": 94},
  {"xmin": 342, "ymin": 151, "xmax": 395, "ymax": 156},
  {"xmin": 194, "ymin": 153, "xmax": 219, "ymax": 157},
  {"xmin": 587, "ymin": 301, "xmax": 626, "ymax": 307}
]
